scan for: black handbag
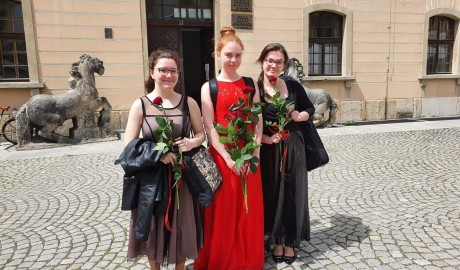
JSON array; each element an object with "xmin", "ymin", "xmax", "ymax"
[
  {"xmin": 302, "ymin": 120, "xmax": 329, "ymax": 171},
  {"xmin": 181, "ymin": 97, "xmax": 222, "ymax": 207}
]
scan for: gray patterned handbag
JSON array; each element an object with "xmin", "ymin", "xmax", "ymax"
[
  {"xmin": 183, "ymin": 145, "xmax": 222, "ymax": 207},
  {"xmin": 190, "ymin": 146, "xmax": 222, "ymax": 193}
]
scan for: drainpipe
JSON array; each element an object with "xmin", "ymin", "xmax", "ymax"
[
  {"xmin": 385, "ymin": 52, "xmax": 389, "ymax": 120},
  {"xmin": 385, "ymin": 1, "xmax": 395, "ymax": 120},
  {"xmin": 385, "ymin": 23, "xmax": 391, "ymax": 120}
]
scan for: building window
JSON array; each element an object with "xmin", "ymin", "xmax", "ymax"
[
  {"xmin": 0, "ymin": 0, "xmax": 28, "ymax": 81},
  {"xmin": 309, "ymin": 11, "xmax": 343, "ymax": 76},
  {"xmin": 146, "ymin": 0, "xmax": 213, "ymax": 23},
  {"xmin": 427, "ymin": 16, "xmax": 455, "ymax": 74}
]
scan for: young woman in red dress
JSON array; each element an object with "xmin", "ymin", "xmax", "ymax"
[{"xmin": 193, "ymin": 27, "xmax": 265, "ymax": 270}]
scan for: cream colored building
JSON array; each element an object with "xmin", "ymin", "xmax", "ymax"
[{"xmin": 1, "ymin": 0, "xmax": 460, "ymax": 134}]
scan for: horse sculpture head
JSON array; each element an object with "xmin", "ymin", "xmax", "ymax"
[
  {"xmin": 282, "ymin": 57, "xmax": 337, "ymax": 128},
  {"xmin": 283, "ymin": 58, "xmax": 305, "ymax": 81},
  {"xmin": 79, "ymin": 54, "xmax": 105, "ymax": 76}
]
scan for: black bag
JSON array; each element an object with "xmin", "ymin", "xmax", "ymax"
[
  {"xmin": 302, "ymin": 120, "xmax": 329, "ymax": 171},
  {"xmin": 180, "ymin": 97, "xmax": 222, "ymax": 207}
]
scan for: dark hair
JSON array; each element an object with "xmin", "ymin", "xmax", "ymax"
[
  {"xmin": 215, "ymin": 26, "xmax": 244, "ymax": 55},
  {"xmin": 256, "ymin": 43, "xmax": 289, "ymax": 93},
  {"xmin": 144, "ymin": 48, "xmax": 181, "ymax": 93}
]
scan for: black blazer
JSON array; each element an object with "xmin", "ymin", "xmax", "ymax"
[{"xmin": 115, "ymin": 138, "xmax": 169, "ymax": 241}]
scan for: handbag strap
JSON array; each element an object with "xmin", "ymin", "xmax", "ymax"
[
  {"xmin": 181, "ymin": 96, "xmax": 204, "ymax": 159},
  {"xmin": 180, "ymin": 95, "xmax": 189, "ymax": 139}
]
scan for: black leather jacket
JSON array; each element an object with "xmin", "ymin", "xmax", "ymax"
[{"xmin": 115, "ymin": 138, "xmax": 169, "ymax": 241}]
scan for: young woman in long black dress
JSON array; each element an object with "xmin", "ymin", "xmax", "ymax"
[{"xmin": 257, "ymin": 43, "xmax": 315, "ymax": 264}]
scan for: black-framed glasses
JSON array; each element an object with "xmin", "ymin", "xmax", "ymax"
[
  {"xmin": 264, "ymin": 58, "xmax": 284, "ymax": 67},
  {"xmin": 157, "ymin": 68, "xmax": 179, "ymax": 76}
]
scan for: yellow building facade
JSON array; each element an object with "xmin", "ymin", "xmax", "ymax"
[{"xmin": 1, "ymin": 0, "xmax": 460, "ymax": 133}]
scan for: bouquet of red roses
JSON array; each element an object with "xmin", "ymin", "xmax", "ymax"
[
  {"xmin": 214, "ymin": 86, "xmax": 263, "ymax": 213},
  {"xmin": 264, "ymin": 77, "xmax": 294, "ymax": 173},
  {"xmin": 151, "ymin": 97, "xmax": 183, "ymax": 209}
]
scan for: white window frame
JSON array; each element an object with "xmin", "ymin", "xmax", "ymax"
[
  {"xmin": 303, "ymin": 3, "xmax": 353, "ymax": 81},
  {"xmin": 420, "ymin": 8, "xmax": 460, "ymax": 80}
]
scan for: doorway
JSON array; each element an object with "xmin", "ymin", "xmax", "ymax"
[
  {"xmin": 181, "ymin": 27, "xmax": 214, "ymax": 106},
  {"xmin": 147, "ymin": 26, "xmax": 214, "ymax": 106},
  {"xmin": 145, "ymin": 0, "xmax": 215, "ymax": 107}
]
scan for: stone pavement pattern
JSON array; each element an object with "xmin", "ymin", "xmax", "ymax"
[{"xmin": 1, "ymin": 120, "xmax": 460, "ymax": 269}]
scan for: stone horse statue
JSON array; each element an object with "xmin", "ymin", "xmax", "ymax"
[
  {"xmin": 283, "ymin": 58, "xmax": 337, "ymax": 128},
  {"xmin": 16, "ymin": 54, "xmax": 112, "ymax": 148}
]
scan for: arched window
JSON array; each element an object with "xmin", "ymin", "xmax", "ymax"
[
  {"xmin": 0, "ymin": 0, "xmax": 28, "ymax": 81},
  {"xmin": 309, "ymin": 11, "xmax": 343, "ymax": 76},
  {"xmin": 427, "ymin": 16, "xmax": 455, "ymax": 74}
]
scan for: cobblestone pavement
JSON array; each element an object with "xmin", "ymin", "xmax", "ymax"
[{"xmin": 1, "ymin": 120, "xmax": 460, "ymax": 270}]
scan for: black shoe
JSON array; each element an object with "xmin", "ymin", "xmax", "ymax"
[
  {"xmin": 272, "ymin": 253, "xmax": 284, "ymax": 263},
  {"xmin": 284, "ymin": 251, "xmax": 296, "ymax": 264}
]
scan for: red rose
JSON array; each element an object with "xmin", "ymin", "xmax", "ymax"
[
  {"xmin": 231, "ymin": 111, "xmax": 241, "ymax": 118},
  {"xmin": 242, "ymin": 86, "xmax": 254, "ymax": 95},
  {"xmin": 153, "ymin": 96, "xmax": 163, "ymax": 106},
  {"xmin": 268, "ymin": 77, "xmax": 277, "ymax": 86}
]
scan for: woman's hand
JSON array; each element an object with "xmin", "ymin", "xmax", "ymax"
[
  {"xmin": 290, "ymin": 110, "xmax": 309, "ymax": 122},
  {"xmin": 160, "ymin": 152, "xmax": 177, "ymax": 165},
  {"xmin": 224, "ymin": 156, "xmax": 240, "ymax": 175},
  {"xmin": 173, "ymin": 137, "xmax": 194, "ymax": 152},
  {"xmin": 226, "ymin": 157, "xmax": 254, "ymax": 176},
  {"xmin": 268, "ymin": 133, "xmax": 282, "ymax": 144}
]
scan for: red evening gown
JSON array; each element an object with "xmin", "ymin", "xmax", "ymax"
[{"xmin": 194, "ymin": 78, "xmax": 264, "ymax": 270}]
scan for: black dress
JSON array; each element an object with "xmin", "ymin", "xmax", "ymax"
[{"xmin": 260, "ymin": 78, "xmax": 315, "ymax": 248}]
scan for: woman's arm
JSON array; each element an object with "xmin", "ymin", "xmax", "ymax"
[
  {"xmin": 174, "ymin": 97, "xmax": 205, "ymax": 152},
  {"xmin": 123, "ymin": 99, "xmax": 143, "ymax": 145},
  {"xmin": 251, "ymin": 78, "xmax": 263, "ymax": 159},
  {"xmin": 201, "ymin": 81, "xmax": 237, "ymax": 172},
  {"xmin": 290, "ymin": 80, "xmax": 315, "ymax": 122}
]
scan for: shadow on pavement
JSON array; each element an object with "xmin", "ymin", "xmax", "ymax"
[{"xmin": 301, "ymin": 214, "xmax": 371, "ymax": 261}]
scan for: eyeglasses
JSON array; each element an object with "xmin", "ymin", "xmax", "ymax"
[
  {"xmin": 157, "ymin": 68, "xmax": 179, "ymax": 76},
  {"xmin": 264, "ymin": 58, "xmax": 284, "ymax": 67}
]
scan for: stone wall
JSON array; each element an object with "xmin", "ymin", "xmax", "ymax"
[{"xmin": 337, "ymin": 97, "xmax": 460, "ymax": 123}]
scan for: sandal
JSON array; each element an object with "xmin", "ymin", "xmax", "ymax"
[
  {"xmin": 272, "ymin": 245, "xmax": 284, "ymax": 263},
  {"xmin": 283, "ymin": 246, "xmax": 296, "ymax": 264}
]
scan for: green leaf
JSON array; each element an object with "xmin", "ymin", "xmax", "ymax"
[
  {"xmin": 235, "ymin": 158, "xmax": 244, "ymax": 170},
  {"xmin": 250, "ymin": 162, "xmax": 257, "ymax": 173},
  {"xmin": 219, "ymin": 136, "xmax": 233, "ymax": 144},
  {"xmin": 153, "ymin": 142, "xmax": 168, "ymax": 152},
  {"xmin": 214, "ymin": 124, "xmax": 228, "ymax": 134},
  {"xmin": 155, "ymin": 116, "xmax": 167, "ymax": 126},
  {"xmin": 241, "ymin": 153, "xmax": 252, "ymax": 161},
  {"xmin": 251, "ymin": 106, "xmax": 262, "ymax": 114},
  {"xmin": 227, "ymin": 125, "xmax": 236, "ymax": 134}
]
